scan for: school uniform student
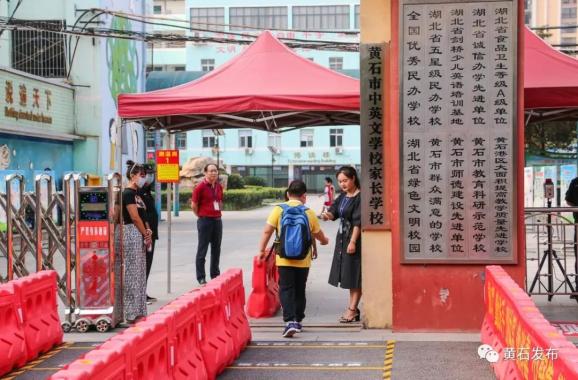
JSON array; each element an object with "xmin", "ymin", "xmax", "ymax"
[{"xmin": 258, "ymin": 180, "xmax": 329, "ymax": 337}]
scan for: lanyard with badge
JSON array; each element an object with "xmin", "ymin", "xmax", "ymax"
[
  {"xmin": 209, "ymin": 182, "xmax": 220, "ymax": 211},
  {"xmin": 338, "ymin": 196, "xmax": 351, "ymax": 234}
]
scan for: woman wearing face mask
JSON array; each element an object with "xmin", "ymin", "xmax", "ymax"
[
  {"xmin": 121, "ymin": 160, "xmax": 151, "ymax": 324},
  {"xmin": 137, "ymin": 164, "xmax": 159, "ymax": 304},
  {"xmin": 321, "ymin": 166, "xmax": 362, "ymax": 323}
]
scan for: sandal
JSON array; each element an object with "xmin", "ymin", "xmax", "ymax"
[{"xmin": 339, "ymin": 307, "xmax": 360, "ymax": 323}]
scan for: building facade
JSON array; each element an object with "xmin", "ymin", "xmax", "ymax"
[
  {"xmin": 148, "ymin": 0, "xmax": 361, "ymax": 191},
  {"xmin": 0, "ymin": 0, "xmax": 147, "ymax": 188},
  {"xmin": 525, "ymin": 0, "xmax": 578, "ymax": 52}
]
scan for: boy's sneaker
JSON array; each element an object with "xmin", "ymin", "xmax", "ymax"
[
  {"xmin": 282, "ymin": 322, "xmax": 299, "ymax": 338},
  {"xmin": 295, "ymin": 322, "xmax": 302, "ymax": 333}
]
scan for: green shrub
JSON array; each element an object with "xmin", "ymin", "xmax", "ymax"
[
  {"xmin": 227, "ymin": 174, "xmax": 245, "ymax": 189},
  {"xmin": 223, "ymin": 187, "xmax": 285, "ymax": 210},
  {"xmin": 160, "ymin": 186, "xmax": 284, "ymax": 211},
  {"xmin": 244, "ymin": 176, "xmax": 267, "ymax": 187}
]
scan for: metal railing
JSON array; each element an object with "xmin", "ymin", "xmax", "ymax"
[{"xmin": 525, "ymin": 206, "xmax": 578, "ymax": 299}]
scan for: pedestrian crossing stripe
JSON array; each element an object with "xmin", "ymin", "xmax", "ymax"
[{"xmin": 383, "ymin": 340, "xmax": 395, "ymax": 379}]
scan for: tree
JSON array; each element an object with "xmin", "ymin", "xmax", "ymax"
[
  {"xmin": 525, "ymin": 121, "xmax": 577, "ymax": 156},
  {"xmin": 535, "ymin": 26, "xmax": 552, "ymax": 40}
]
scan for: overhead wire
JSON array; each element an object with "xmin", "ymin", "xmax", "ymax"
[
  {"xmin": 95, "ymin": 9, "xmax": 359, "ymax": 48},
  {"xmin": 0, "ymin": 16, "xmax": 359, "ymax": 52},
  {"xmin": 92, "ymin": 7, "xmax": 360, "ymax": 36},
  {"xmin": 0, "ymin": 0, "xmax": 24, "ymax": 38}
]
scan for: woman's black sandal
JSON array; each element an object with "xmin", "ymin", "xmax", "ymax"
[{"xmin": 339, "ymin": 307, "xmax": 360, "ymax": 323}]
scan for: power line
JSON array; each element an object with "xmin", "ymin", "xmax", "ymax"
[
  {"xmin": 96, "ymin": 10, "xmax": 359, "ymax": 48},
  {"xmin": 0, "ymin": 0, "xmax": 24, "ymax": 38},
  {"xmin": 0, "ymin": 16, "xmax": 359, "ymax": 52},
  {"xmin": 91, "ymin": 7, "xmax": 360, "ymax": 36}
]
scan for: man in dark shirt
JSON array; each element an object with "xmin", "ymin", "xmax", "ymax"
[
  {"xmin": 191, "ymin": 163, "xmax": 223, "ymax": 285},
  {"xmin": 565, "ymin": 177, "xmax": 578, "ymax": 295},
  {"xmin": 138, "ymin": 164, "xmax": 159, "ymax": 303}
]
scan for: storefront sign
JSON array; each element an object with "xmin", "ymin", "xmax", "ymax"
[
  {"xmin": 361, "ymin": 43, "xmax": 388, "ymax": 230},
  {"xmin": 400, "ymin": 0, "xmax": 518, "ymax": 263},
  {"xmin": 0, "ymin": 68, "xmax": 74, "ymax": 134},
  {"xmin": 156, "ymin": 150, "xmax": 180, "ymax": 183}
]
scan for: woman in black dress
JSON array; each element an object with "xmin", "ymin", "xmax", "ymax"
[{"xmin": 321, "ymin": 166, "xmax": 362, "ymax": 323}]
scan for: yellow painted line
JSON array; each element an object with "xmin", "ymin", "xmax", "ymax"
[
  {"xmin": 1, "ymin": 342, "xmax": 72, "ymax": 379},
  {"xmin": 247, "ymin": 345, "xmax": 388, "ymax": 349},
  {"xmin": 383, "ymin": 340, "xmax": 395, "ymax": 380},
  {"xmin": 27, "ymin": 367, "xmax": 63, "ymax": 371},
  {"xmin": 226, "ymin": 366, "xmax": 385, "ymax": 371}
]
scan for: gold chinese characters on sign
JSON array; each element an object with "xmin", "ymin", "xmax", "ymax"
[{"xmin": 4, "ymin": 80, "xmax": 53, "ymax": 125}]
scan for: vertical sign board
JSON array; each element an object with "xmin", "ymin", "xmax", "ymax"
[
  {"xmin": 156, "ymin": 150, "xmax": 180, "ymax": 183},
  {"xmin": 361, "ymin": 43, "xmax": 388, "ymax": 230},
  {"xmin": 400, "ymin": 0, "xmax": 518, "ymax": 263}
]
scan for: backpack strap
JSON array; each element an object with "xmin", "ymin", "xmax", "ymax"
[{"xmin": 275, "ymin": 203, "xmax": 289, "ymax": 242}]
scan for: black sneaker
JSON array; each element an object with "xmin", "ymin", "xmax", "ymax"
[
  {"xmin": 198, "ymin": 279, "xmax": 207, "ymax": 286},
  {"xmin": 282, "ymin": 322, "xmax": 299, "ymax": 338},
  {"xmin": 295, "ymin": 322, "xmax": 302, "ymax": 333}
]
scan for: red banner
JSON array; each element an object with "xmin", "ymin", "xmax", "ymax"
[
  {"xmin": 78, "ymin": 221, "xmax": 109, "ymax": 242},
  {"xmin": 483, "ymin": 266, "xmax": 578, "ymax": 380}
]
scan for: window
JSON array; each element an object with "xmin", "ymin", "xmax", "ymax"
[
  {"xmin": 229, "ymin": 7, "xmax": 288, "ymax": 31},
  {"xmin": 563, "ymin": 0, "xmax": 577, "ymax": 5},
  {"xmin": 268, "ymin": 132, "xmax": 281, "ymax": 148},
  {"xmin": 329, "ymin": 57, "xmax": 343, "ymax": 70},
  {"xmin": 190, "ymin": 8, "xmax": 225, "ymax": 32},
  {"xmin": 12, "ymin": 20, "xmax": 67, "ymax": 78},
  {"xmin": 146, "ymin": 132, "xmax": 156, "ymax": 149},
  {"xmin": 562, "ymin": 37, "xmax": 576, "ymax": 45},
  {"xmin": 307, "ymin": 57, "xmax": 314, "ymax": 62},
  {"xmin": 239, "ymin": 130, "xmax": 253, "ymax": 148},
  {"xmin": 202, "ymin": 130, "xmax": 217, "ymax": 148},
  {"xmin": 300, "ymin": 129, "xmax": 314, "ymax": 147},
  {"xmin": 330, "ymin": 128, "xmax": 343, "ymax": 147},
  {"xmin": 354, "ymin": 5, "xmax": 360, "ymax": 29},
  {"xmin": 153, "ymin": 5, "xmax": 162, "ymax": 14},
  {"xmin": 174, "ymin": 65, "xmax": 185, "ymax": 71},
  {"xmin": 201, "ymin": 59, "xmax": 215, "ymax": 72},
  {"xmin": 176, "ymin": 132, "xmax": 187, "ymax": 149},
  {"xmin": 562, "ymin": 7, "xmax": 577, "ymax": 18},
  {"xmin": 293, "ymin": 6, "xmax": 350, "ymax": 30}
]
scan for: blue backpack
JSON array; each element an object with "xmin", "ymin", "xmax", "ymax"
[{"xmin": 276, "ymin": 204, "xmax": 312, "ymax": 260}]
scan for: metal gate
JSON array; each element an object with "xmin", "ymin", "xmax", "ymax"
[{"xmin": 0, "ymin": 173, "xmax": 121, "ymax": 318}]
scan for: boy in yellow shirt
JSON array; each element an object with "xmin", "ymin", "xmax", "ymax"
[{"xmin": 258, "ymin": 180, "xmax": 329, "ymax": 337}]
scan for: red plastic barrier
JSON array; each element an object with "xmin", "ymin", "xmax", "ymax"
[
  {"xmin": 246, "ymin": 248, "xmax": 280, "ymax": 318},
  {"xmin": 48, "ymin": 339, "xmax": 132, "ymax": 380},
  {"xmin": 152, "ymin": 296, "xmax": 208, "ymax": 380},
  {"xmin": 483, "ymin": 266, "xmax": 578, "ymax": 379},
  {"xmin": 112, "ymin": 317, "xmax": 172, "ymax": 380},
  {"xmin": 196, "ymin": 286, "xmax": 235, "ymax": 379},
  {"xmin": 218, "ymin": 269, "xmax": 252, "ymax": 355},
  {"xmin": 0, "ymin": 282, "xmax": 27, "ymax": 377},
  {"xmin": 13, "ymin": 270, "xmax": 63, "ymax": 361}
]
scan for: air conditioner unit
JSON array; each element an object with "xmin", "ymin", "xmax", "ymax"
[
  {"xmin": 335, "ymin": 146, "xmax": 344, "ymax": 154},
  {"xmin": 245, "ymin": 147, "xmax": 254, "ymax": 155}
]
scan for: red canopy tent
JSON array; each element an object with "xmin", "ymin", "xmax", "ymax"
[
  {"xmin": 118, "ymin": 31, "xmax": 360, "ymax": 132},
  {"xmin": 525, "ymin": 28, "xmax": 578, "ymax": 122}
]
